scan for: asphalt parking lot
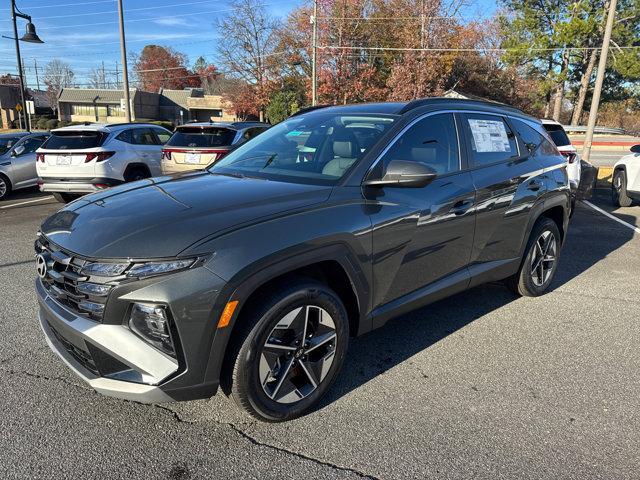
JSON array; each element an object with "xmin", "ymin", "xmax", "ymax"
[{"xmin": 1, "ymin": 188, "xmax": 639, "ymax": 479}]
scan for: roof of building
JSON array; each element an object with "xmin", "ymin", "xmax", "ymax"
[
  {"xmin": 58, "ymin": 88, "xmax": 137, "ymax": 104},
  {"xmin": 159, "ymin": 88, "xmax": 203, "ymax": 108}
]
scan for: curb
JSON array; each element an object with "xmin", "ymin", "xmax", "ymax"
[{"xmin": 597, "ymin": 166, "xmax": 613, "ymax": 187}]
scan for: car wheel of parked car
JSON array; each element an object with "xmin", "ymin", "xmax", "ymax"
[
  {"xmin": 228, "ymin": 279, "xmax": 349, "ymax": 422},
  {"xmin": 612, "ymin": 170, "xmax": 633, "ymax": 207},
  {"xmin": 506, "ymin": 217, "xmax": 561, "ymax": 297},
  {"xmin": 0, "ymin": 174, "xmax": 11, "ymax": 201},
  {"xmin": 124, "ymin": 167, "xmax": 149, "ymax": 182},
  {"xmin": 52, "ymin": 192, "xmax": 80, "ymax": 204}
]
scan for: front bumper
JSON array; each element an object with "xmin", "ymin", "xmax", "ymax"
[
  {"xmin": 37, "ymin": 279, "xmax": 176, "ymax": 402},
  {"xmin": 36, "ymin": 259, "xmax": 228, "ymax": 403},
  {"xmin": 39, "ymin": 177, "xmax": 123, "ymax": 194}
]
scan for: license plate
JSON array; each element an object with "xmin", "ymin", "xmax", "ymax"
[
  {"xmin": 184, "ymin": 152, "xmax": 201, "ymax": 164},
  {"xmin": 56, "ymin": 154, "xmax": 71, "ymax": 166}
]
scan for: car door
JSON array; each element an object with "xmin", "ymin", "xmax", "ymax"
[
  {"xmin": 626, "ymin": 147, "xmax": 640, "ymax": 192},
  {"xmin": 10, "ymin": 135, "xmax": 48, "ymax": 187},
  {"xmin": 459, "ymin": 113, "xmax": 547, "ymax": 276},
  {"xmin": 367, "ymin": 112, "xmax": 476, "ymax": 313},
  {"xmin": 131, "ymin": 128, "xmax": 162, "ymax": 175}
]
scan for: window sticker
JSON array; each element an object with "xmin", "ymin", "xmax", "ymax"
[{"xmin": 468, "ymin": 119, "xmax": 511, "ymax": 153}]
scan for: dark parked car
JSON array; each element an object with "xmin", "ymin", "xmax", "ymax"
[{"xmin": 35, "ymin": 99, "xmax": 570, "ymax": 421}]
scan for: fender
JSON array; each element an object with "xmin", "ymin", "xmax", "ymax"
[{"xmin": 201, "ymin": 242, "xmax": 372, "ymax": 387}]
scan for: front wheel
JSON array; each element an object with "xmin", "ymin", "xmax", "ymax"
[
  {"xmin": 612, "ymin": 170, "xmax": 633, "ymax": 207},
  {"xmin": 506, "ymin": 217, "xmax": 561, "ymax": 297},
  {"xmin": 228, "ymin": 280, "xmax": 349, "ymax": 422},
  {"xmin": 0, "ymin": 174, "xmax": 11, "ymax": 201}
]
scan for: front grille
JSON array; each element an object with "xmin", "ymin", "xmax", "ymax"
[{"xmin": 35, "ymin": 238, "xmax": 120, "ymax": 322}]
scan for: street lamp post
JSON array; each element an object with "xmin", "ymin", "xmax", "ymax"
[{"xmin": 8, "ymin": 0, "xmax": 43, "ymax": 132}]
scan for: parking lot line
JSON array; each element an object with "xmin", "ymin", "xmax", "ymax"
[
  {"xmin": 582, "ymin": 200, "xmax": 640, "ymax": 234},
  {"xmin": 0, "ymin": 196, "xmax": 54, "ymax": 210}
]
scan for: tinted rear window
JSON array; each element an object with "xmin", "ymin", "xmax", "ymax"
[
  {"xmin": 43, "ymin": 131, "xmax": 109, "ymax": 150},
  {"xmin": 166, "ymin": 127, "xmax": 236, "ymax": 148},
  {"xmin": 543, "ymin": 124, "xmax": 571, "ymax": 147}
]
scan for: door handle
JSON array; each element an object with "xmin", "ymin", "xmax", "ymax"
[{"xmin": 450, "ymin": 199, "xmax": 474, "ymax": 215}]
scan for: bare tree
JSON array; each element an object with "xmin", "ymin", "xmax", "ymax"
[
  {"xmin": 43, "ymin": 59, "xmax": 75, "ymax": 115},
  {"xmin": 216, "ymin": 0, "xmax": 281, "ymax": 120},
  {"xmin": 89, "ymin": 62, "xmax": 117, "ymax": 89}
]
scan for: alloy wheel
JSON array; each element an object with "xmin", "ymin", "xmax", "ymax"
[
  {"xmin": 0, "ymin": 177, "xmax": 7, "ymax": 198},
  {"xmin": 530, "ymin": 230, "xmax": 557, "ymax": 287},
  {"xmin": 259, "ymin": 305, "xmax": 337, "ymax": 404}
]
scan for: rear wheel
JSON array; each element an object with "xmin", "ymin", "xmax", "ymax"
[
  {"xmin": 124, "ymin": 166, "xmax": 150, "ymax": 182},
  {"xmin": 228, "ymin": 280, "xmax": 349, "ymax": 422},
  {"xmin": 612, "ymin": 170, "xmax": 633, "ymax": 207},
  {"xmin": 506, "ymin": 217, "xmax": 561, "ymax": 297},
  {"xmin": 0, "ymin": 174, "xmax": 11, "ymax": 201},
  {"xmin": 52, "ymin": 192, "xmax": 80, "ymax": 204}
]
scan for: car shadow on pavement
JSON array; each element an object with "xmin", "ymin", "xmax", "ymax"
[
  {"xmin": 0, "ymin": 186, "xmax": 46, "ymax": 203},
  {"xmin": 317, "ymin": 202, "xmax": 637, "ymax": 411}
]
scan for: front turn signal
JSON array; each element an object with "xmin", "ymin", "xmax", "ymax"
[{"xmin": 217, "ymin": 300, "xmax": 238, "ymax": 328}]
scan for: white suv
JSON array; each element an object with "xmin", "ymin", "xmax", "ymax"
[
  {"xmin": 541, "ymin": 119, "xmax": 581, "ymax": 190},
  {"xmin": 612, "ymin": 144, "xmax": 640, "ymax": 207},
  {"xmin": 37, "ymin": 123, "xmax": 172, "ymax": 203}
]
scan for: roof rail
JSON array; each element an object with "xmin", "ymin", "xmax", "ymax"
[
  {"xmin": 289, "ymin": 105, "xmax": 330, "ymax": 117},
  {"xmin": 399, "ymin": 98, "xmax": 527, "ymax": 116}
]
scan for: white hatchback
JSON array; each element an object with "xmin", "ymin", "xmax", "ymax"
[
  {"xmin": 37, "ymin": 123, "xmax": 172, "ymax": 203},
  {"xmin": 541, "ymin": 119, "xmax": 581, "ymax": 191},
  {"xmin": 612, "ymin": 144, "xmax": 640, "ymax": 207}
]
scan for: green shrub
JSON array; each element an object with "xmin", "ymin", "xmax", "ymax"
[
  {"xmin": 36, "ymin": 117, "xmax": 49, "ymax": 130},
  {"xmin": 45, "ymin": 119, "xmax": 59, "ymax": 130}
]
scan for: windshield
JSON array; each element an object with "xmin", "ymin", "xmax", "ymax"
[
  {"xmin": 209, "ymin": 113, "xmax": 396, "ymax": 184},
  {"xmin": 167, "ymin": 127, "xmax": 236, "ymax": 148},
  {"xmin": 0, "ymin": 136, "xmax": 22, "ymax": 155}
]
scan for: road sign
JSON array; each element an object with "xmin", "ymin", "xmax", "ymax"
[
  {"xmin": 26, "ymin": 100, "xmax": 35, "ymax": 115},
  {"xmin": 15, "ymin": 103, "xmax": 22, "ymax": 112}
]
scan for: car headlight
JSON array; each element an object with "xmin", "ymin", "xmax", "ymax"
[
  {"xmin": 126, "ymin": 258, "xmax": 195, "ymax": 278},
  {"xmin": 128, "ymin": 303, "xmax": 176, "ymax": 357},
  {"xmin": 81, "ymin": 262, "xmax": 128, "ymax": 276}
]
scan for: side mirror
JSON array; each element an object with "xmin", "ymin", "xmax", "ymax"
[
  {"xmin": 630, "ymin": 144, "xmax": 640, "ymax": 154},
  {"xmin": 364, "ymin": 159, "xmax": 437, "ymax": 188},
  {"xmin": 11, "ymin": 145, "xmax": 25, "ymax": 157}
]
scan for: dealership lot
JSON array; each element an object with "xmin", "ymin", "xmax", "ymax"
[{"xmin": 1, "ymin": 189, "xmax": 639, "ymax": 479}]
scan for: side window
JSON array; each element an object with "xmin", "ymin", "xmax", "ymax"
[
  {"xmin": 153, "ymin": 128, "xmax": 171, "ymax": 145},
  {"xmin": 131, "ymin": 128, "xmax": 157, "ymax": 145},
  {"xmin": 381, "ymin": 113, "xmax": 460, "ymax": 175},
  {"xmin": 116, "ymin": 130, "xmax": 132, "ymax": 143},
  {"xmin": 461, "ymin": 114, "xmax": 518, "ymax": 167},
  {"xmin": 511, "ymin": 119, "xmax": 558, "ymax": 157},
  {"xmin": 20, "ymin": 137, "xmax": 46, "ymax": 154}
]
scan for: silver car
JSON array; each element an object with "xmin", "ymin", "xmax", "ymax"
[{"xmin": 0, "ymin": 132, "xmax": 49, "ymax": 200}]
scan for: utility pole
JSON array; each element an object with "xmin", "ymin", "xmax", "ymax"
[
  {"xmin": 115, "ymin": 61, "xmax": 120, "ymax": 88},
  {"xmin": 34, "ymin": 58, "xmax": 40, "ymax": 90},
  {"xmin": 117, "ymin": 0, "xmax": 131, "ymax": 122},
  {"xmin": 311, "ymin": 0, "xmax": 318, "ymax": 106},
  {"xmin": 10, "ymin": 0, "xmax": 28, "ymax": 131},
  {"xmin": 101, "ymin": 60, "xmax": 106, "ymax": 88},
  {"xmin": 582, "ymin": 0, "xmax": 617, "ymax": 163}
]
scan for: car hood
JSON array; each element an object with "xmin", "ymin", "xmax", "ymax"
[{"xmin": 41, "ymin": 171, "xmax": 332, "ymax": 259}]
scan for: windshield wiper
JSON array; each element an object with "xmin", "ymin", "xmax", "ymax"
[{"xmin": 212, "ymin": 171, "xmax": 245, "ymax": 179}]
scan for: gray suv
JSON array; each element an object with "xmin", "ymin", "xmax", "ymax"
[{"xmin": 36, "ymin": 99, "xmax": 570, "ymax": 421}]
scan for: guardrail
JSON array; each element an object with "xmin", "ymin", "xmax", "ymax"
[{"xmin": 562, "ymin": 125, "xmax": 627, "ymax": 135}]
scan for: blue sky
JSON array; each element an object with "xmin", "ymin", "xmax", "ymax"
[{"xmin": 0, "ymin": 0, "xmax": 497, "ymax": 89}]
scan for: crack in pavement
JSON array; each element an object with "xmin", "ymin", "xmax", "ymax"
[
  {"xmin": 5, "ymin": 367, "xmax": 379, "ymax": 479},
  {"xmin": 0, "ymin": 346, "xmax": 49, "ymax": 365},
  {"xmin": 226, "ymin": 423, "xmax": 380, "ymax": 479},
  {"xmin": 151, "ymin": 403, "xmax": 379, "ymax": 479},
  {"xmin": 1, "ymin": 367, "xmax": 91, "ymax": 390}
]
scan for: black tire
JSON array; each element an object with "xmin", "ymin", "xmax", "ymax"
[
  {"xmin": 506, "ymin": 217, "xmax": 561, "ymax": 297},
  {"xmin": 612, "ymin": 170, "xmax": 633, "ymax": 207},
  {"xmin": 52, "ymin": 192, "xmax": 79, "ymax": 204},
  {"xmin": 0, "ymin": 174, "xmax": 11, "ymax": 201},
  {"xmin": 124, "ymin": 166, "xmax": 150, "ymax": 182},
  {"xmin": 228, "ymin": 279, "xmax": 349, "ymax": 422}
]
